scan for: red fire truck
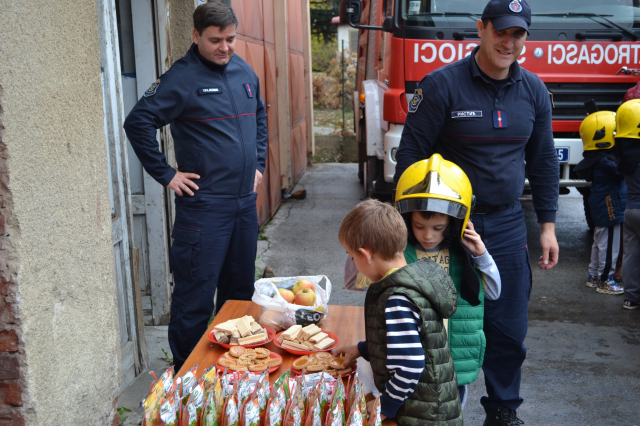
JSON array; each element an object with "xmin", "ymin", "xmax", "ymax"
[{"xmin": 341, "ymin": 0, "xmax": 640, "ymax": 228}]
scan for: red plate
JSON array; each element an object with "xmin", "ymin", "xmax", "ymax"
[
  {"xmin": 216, "ymin": 352, "xmax": 282, "ymax": 375},
  {"xmin": 292, "ymin": 360, "xmax": 357, "ymax": 378},
  {"xmin": 208, "ymin": 326, "xmax": 276, "ymax": 349},
  {"xmin": 273, "ymin": 331, "xmax": 340, "ymax": 356}
]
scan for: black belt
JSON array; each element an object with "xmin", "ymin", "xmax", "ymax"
[{"xmin": 473, "ymin": 200, "xmax": 517, "ymax": 215}]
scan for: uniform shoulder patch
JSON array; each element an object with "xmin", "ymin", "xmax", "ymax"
[
  {"xmin": 144, "ymin": 79, "xmax": 160, "ymax": 97},
  {"xmin": 408, "ymin": 88, "xmax": 423, "ymax": 113}
]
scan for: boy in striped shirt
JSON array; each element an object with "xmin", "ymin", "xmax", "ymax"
[{"xmin": 334, "ymin": 198, "xmax": 463, "ymax": 425}]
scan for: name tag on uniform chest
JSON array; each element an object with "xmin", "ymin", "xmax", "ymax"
[
  {"xmin": 451, "ymin": 110, "xmax": 482, "ymax": 118},
  {"xmin": 198, "ymin": 87, "xmax": 223, "ymax": 95}
]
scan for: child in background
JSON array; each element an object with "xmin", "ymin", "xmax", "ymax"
[
  {"xmin": 614, "ymin": 100, "xmax": 640, "ymax": 309},
  {"xmin": 335, "ymin": 198, "xmax": 462, "ymax": 425},
  {"xmin": 575, "ymin": 111, "xmax": 627, "ymax": 294},
  {"xmin": 343, "ymin": 154, "xmax": 501, "ymax": 408}
]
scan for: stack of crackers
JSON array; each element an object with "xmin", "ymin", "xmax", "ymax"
[
  {"xmin": 292, "ymin": 353, "xmax": 354, "ymax": 376},
  {"xmin": 217, "ymin": 346, "xmax": 282, "ymax": 372},
  {"xmin": 212, "ymin": 315, "xmax": 268, "ymax": 346},
  {"xmin": 277, "ymin": 324, "xmax": 336, "ymax": 352}
]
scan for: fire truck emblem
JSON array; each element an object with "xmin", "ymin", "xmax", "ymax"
[
  {"xmin": 409, "ymin": 88, "xmax": 423, "ymax": 113},
  {"xmin": 509, "ymin": 0, "xmax": 522, "ymax": 13}
]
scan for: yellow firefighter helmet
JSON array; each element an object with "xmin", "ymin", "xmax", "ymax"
[
  {"xmin": 615, "ymin": 99, "xmax": 640, "ymax": 140},
  {"xmin": 579, "ymin": 111, "xmax": 616, "ymax": 151},
  {"xmin": 395, "ymin": 154, "xmax": 474, "ymax": 240}
]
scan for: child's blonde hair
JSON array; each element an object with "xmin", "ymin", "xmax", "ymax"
[{"xmin": 339, "ymin": 199, "xmax": 407, "ymax": 261}]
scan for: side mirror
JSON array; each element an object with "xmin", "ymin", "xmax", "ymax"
[
  {"xmin": 340, "ymin": 0, "xmax": 362, "ymax": 25},
  {"xmin": 382, "ymin": 16, "xmax": 393, "ymax": 32}
]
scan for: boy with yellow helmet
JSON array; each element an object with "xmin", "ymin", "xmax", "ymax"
[
  {"xmin": 615, "ymin": 100, "xmax": 640, "ymax": 310},
  {"xmin": 343, "ymin": 154, "xmax": 501, "ymax": 408},
  {"xmin": 575, "ymin": 111, "xmax": 627, "ymax": 294}
]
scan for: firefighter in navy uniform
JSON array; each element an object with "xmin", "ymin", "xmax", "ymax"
[
  {"xmin": 123, "ymin": 3, "xmax": 267, "ymax": 372},
  {"xmin": 394, "ymin": 0, "xmax": 560, "ymax": 425}
]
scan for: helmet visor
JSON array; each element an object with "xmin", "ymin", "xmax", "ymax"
[{"xmin": 397, "ymin": 198, "xmax": 468, "ymax": 220}]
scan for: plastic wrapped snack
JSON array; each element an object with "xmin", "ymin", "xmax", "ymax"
[
  {"xmin": 315, "ymin": 376, "xmax": 331, "ymax": 422},
  {"xmin": 159, "ymin": 393, "xmax": 178, "ymax": 426},
  {"xmin": 241, "ymin": 396, "xmax": 261, "ymax": 426},
  {"xmin": 144, "ymin": 376, "xmax": 166, "ymax": 425},
  {"xmin": 254, "ymin": 371, "xmax": 269, "ymax": 424},
  {"xmin": 180, "ymin": 365, "xmax": 199, "ymax": 398},
  {"xmin": 253, "ymin": 276, "xmax": 332, "ymax": 329},
  {"xmin": 367, "ymin": 396, "xmax": 382, "ymax": 426},
  {"xmin": 236, "ymin": 373, "xmax": 252, "ymax": 411},
  {"xmin": 304, "ymin": 389, "xmax": 322, "ymax": 426},
  {"xmin": 326, "ymin": 399, "xmax": 344, "ymax": 426},
  {"xmin": 224, "ymin": 389, "xmax": 240, "ymax": 426},
  {"xmin": 283, "ymin": 388, "xmax": 303, "ymax": 426},
  {"xmin": 203, "ymin": 365, "xmax": 218, "ymax": 392},
  {"xmin": 202, "ymin": 389, "xmax": 218, "ymax": 426},
  {"xmin": 346, "ymin": 402, "xmax": 362, "ymax": 426}
]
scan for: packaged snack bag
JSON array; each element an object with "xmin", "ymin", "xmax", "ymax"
[
  {"xmin": 191, "ymin": 378, "xmax": 206, "ymax": 420},
  {"xmin": 283, "ymin": 389, "xmax": 303, "ymax": 426},
  {"xmin": 181, "ymin": 365, "xmax": 199, "ymax": 399},
  {"xmin": 223, "ymin": 389, "xmax": 240, "ymax": 426},
  {"xmin": 315, "ymin": 376, "xmax": 331, "ymax": 422},
  {"xmin": 236, "ymin": 373, "xmax": 252, "ymax": 410},
  {"xmin": 161, "ymin": 367, "xmax": 175, "ymax": 396},
  {"xmin": 202, "ymin": 389, "xmax": 219, "ymax": 426},
  {"xmin": 186, "ymin": 400, "xmax": 199, "ymax": 426},
  {"xmin": 273, "ymin": 371, "xmax": 291, "ymax": 400},
  {"xmin": 326, "ymin": 399, "xmax": 344, "ymax": 426},
  {"xmin": 253, "ymin": 371, "xmax": 269, "ymax": 424},
  {"xmin": 294, "ymin": 375, "xmax": 307, "ymax": 415},
  {"xmin": 203, "ymin": 365, "xmax": 218, "ymax": 392},
  {"xmin": 330, "ymin": 379, "xmax": 346, "ymax": 415},
  {"xmin": 346, "ymin": 402, "xmax": 362, "ymax": 426},
  {"xmin": 367, "ymin": 396, "xmax": 382, "ymax": 426},
  {"xmin": 144, "ymin": 376, "xmax": 166, "ymax": 425},
  {"xmin": 242, "ymin": 396, "xmax": 261, "ymax": 426},
  {"xmin": 159, "ymin": 393, "xmax": 178, "ymax": 426},
  {"xmin": 221, "ymin": 368, "xmax": 233, "ymax": 399},
  {"xmin": 265, "ymin": 392, "xmax": 282, "ymax": 426},
  {"xmin": 212, "ymin": 373, "xmax": 225, "ymax": 425},
  {"xmin": 304, "ymin": 389, "xmax": 322, "ymax": 426}
]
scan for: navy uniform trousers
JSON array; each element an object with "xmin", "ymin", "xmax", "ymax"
[
  {"xmin": 168, "ymin": 192, "xmax": 258, "ymax": 370},
  {"xmin": 471, "ymin": 201, "xmax": 532, "ymax": 414}
]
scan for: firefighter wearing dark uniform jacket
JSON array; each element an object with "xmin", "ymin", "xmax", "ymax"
[
  {"xmin": 123, "ymin": 3, "xmax": 267, "ymax": 373},
  {"xmin": 394, "ymin": 0, "xmax": 560, "ymax": 425}
]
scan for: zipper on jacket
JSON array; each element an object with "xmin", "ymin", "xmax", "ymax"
[
  {"xmin": 222, "ymin": 69, "xmax": 247, "ymax": 197},
  {"xmin": 198, "ymin": 147, "xmax": 204, "ymax": 176}
]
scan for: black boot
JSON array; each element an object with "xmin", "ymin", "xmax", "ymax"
[{"xmin": 484, "ymin": 405, "xmax": 524, "ymax": 426}]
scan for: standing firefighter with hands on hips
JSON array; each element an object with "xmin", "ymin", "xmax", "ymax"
[
  {"xmin": 123, "ymin": 2, "xmax": 267, "ymax": 373},
  {"xmin": 394, "ymin": 0, "xmax": 560, "ymax": 424}
]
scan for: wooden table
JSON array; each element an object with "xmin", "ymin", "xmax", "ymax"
[{"xmin": 178, "ymin": 300, "xmax": 395, "ymax": 425}]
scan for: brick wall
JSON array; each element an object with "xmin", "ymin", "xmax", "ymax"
[{"xmin": 0, "ymin": 84, "xmax": 25, "ymax": 426}]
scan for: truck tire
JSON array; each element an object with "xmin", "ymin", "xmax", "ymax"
[{"xmin": 578, "ymin": 187, "xmax": 595, "ymax": 232}]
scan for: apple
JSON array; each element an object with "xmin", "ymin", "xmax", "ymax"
[
  {"xmin": 278, "ymin": 288, "xmax": 295, "ymax": 303},
  {"xmin": 292, "ymin": 279, "xmax": 315, "ymax": 295},
  {"xmin": 294, "ymin": 288, "xmax": 316, "ymax": 306}
]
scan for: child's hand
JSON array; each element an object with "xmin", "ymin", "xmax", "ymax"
[
  {"xmin": 331, "ymin": 344, "xmax": 360, "ymax": 369},
  {"xmin": 366, "ymin": 399, "xmax": 387, "ymax": 421},
  {"xmin": 461, "ymin": 221, "xmax": 486, "ymax": 257}
]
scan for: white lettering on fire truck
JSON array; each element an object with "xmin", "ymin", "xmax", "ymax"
[{"xmin": 414, "ymin": 42, "xmax": 640, "ymax": 65}]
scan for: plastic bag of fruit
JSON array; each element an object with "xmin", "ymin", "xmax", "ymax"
[{"xmin": 253, "ymin": 275, "xmax": 332, "ymax": 330}]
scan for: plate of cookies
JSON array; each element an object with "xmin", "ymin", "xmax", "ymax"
[
  {"xmin": 216, "ymin": 347, "xmax": 283, "ymax": 374},
  {"xmin": 274, "ymin": 324, "xmax": 339, "ymax": 356},
  {"xmin": 291, "ymin": 353, "xmax": 357, "ymax": 377}
]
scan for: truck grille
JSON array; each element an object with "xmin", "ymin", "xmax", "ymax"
[{"xmin": 545, "ymin": 82, "xmax": 636, "ymax": 121}]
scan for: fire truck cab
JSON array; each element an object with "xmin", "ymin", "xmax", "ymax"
[{"xmin": 342, "ymin": 0, "xmax": 640, "ymax": 227}]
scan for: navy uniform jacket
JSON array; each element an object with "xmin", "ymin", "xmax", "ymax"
[
  {"xmin": 395, "ymin": 46, "xmax": 559, "ymax": 223},
  {"xmin": 124, "ymin": 43, "xmax": 268, "ymax": 198}
]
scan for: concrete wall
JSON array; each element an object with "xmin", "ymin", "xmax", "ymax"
[
  {"xmin": 0, "ymin": 1, "xmax": 121, "ymax": 425},
  {"xmin": 168, "ymin": 0, "xmax": 198, "ymax": 62}
]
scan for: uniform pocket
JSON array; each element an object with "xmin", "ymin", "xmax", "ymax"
[{"xmin": 170, "ymin": 225, "xmax": 201, "ymax": 282}]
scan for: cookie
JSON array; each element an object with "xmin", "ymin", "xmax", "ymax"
[
  {"xmin": 267, "ymin": 357, "xmax": 282, "ymax": 367},
  {"xmin": 329, "ymin": 358, "xmax": 345, "ymax": 369},
  {"xmin": 314, "ymin": 352, "xmax": 332, "ymax": 360},
  {"xmin": 254, "ymin": 348, "xmax": 270, "ymax": 359},
  {"xmin": 229, "ymin": 346, "xmax": 246, "ymax": 357},
  {"xmin": 249, "ymin": 363, "xmax": 269, "ymax": 372},
  {"xmin": 293, "ymin": 356, "xmax": 310, "ymax": 370},
  {"xmin": 306, "ymin": 363, "xmax": 325, "ymax": 372},
  {"xmin": 219, "ymin": 357, "xmax": 236, "ymax": 368}
]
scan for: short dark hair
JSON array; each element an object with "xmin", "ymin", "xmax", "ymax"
[{"xmin": 193, "ymin": 2, "xmax": 238, "ymax": 35}]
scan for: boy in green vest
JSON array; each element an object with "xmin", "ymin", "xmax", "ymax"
[
  {"xmin": 342, "ymin": 154, "xmax": 501, "ymax": 410},
  {"xmin": 336, "ymin": 196, "xmax": 463, "ymax": 425}
]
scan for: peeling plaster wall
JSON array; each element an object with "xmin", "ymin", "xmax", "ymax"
[
  {"xmin": 168, "ymin": 0, "xmax": 198, "ymax": 62},
  {"xmin": 0, "ymin": 1, "xmax": 121, "ymax": 425}
]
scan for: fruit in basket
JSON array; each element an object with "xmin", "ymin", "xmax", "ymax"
[
  {"xmin": 292, "ymin": 279, "xmax": 315, "ymax": 295},
  {"xmin": 278, "ymin": 288, "xmax": 295, "ymax": 303},
  {"xmin": 294, "ymin": 288, "xmax": 316, "ymax": 306}
]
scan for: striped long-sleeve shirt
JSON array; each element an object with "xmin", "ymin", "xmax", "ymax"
[{"xmin": 358, "ymin": 294, "xmax": 425, "ymax": 418}]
